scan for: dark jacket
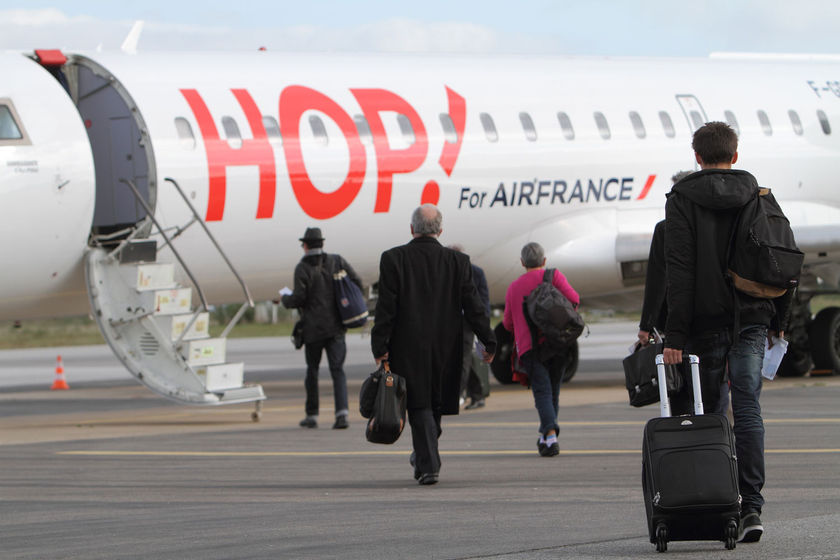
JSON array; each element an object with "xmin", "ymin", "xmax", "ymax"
[
  {"xmin": 472, "ymin": 263, "xmax": 491, "ymax": 316},
  {"xmin": 282, "ymin": 252, "xmax": 363, "ymax": 344},
  {"xmin": 371, "ymin": 237, "xmax": 496, "ymax": 414},
  {"xmin": 639, "ymin": 219, "xmax": 667, "ymax": 335},
  {"xmin": 664, "ymin": 169, "xmax": 792, "ymax": 350}
]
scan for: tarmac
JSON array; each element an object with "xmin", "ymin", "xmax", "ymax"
[{"xmin": 1, "ymin": 322, "xmax": 839, "ymax": 559}]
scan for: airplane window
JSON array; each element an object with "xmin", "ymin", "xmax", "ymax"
[
  {"xmin": 262, "ymin": 116, "xmax": 282, "ymax": 143},
  {"xmin": 397, "ymin": 114, "xmax": 416, "ymax": 143},
  {"xmin": 439, "ymin": 113, "xmax": 457, "ymax": 143},
  {"xmin": 629, "ymin": 111, "xmax": 646, "ymax": 139},
  {"xmin": 354, "ymin": 114, "xmax": 372, "ymax": 143},
  {"xmin": 757, "ymin": 110, "xmax": 772, "ymax": 136},
  {"xmin": 594, "ymin": 112, "xmax": 610, "ymax": 140},
  {"xmin": 0, "ymin": 100, "xmax": 29, "ymax": 145},
  {"xmin": 0, "ymin": 105, "xmax": 23, "ymax": 140},
  {"xmin": 308, "ymin": 114, "xmax": 328, "ymax": 146},
  {"xmin": 689, "ymin": 110, "xmax": 704, "ymax": 130},
  {"xmin": 788, "ymin": 111, "xmax": 803, "ymax": 136},
  {"xmin": 480, "ymin": 113, "xmax": 498, "ymax": 143},
  {"xmin": 724, "ymin": 110, "xmax": 740, "ymax": 135},
  {"xmin": 817, "ymin": 110, "xmax": 831, "ymax": 135},
  {"xmin": 173, "ymin": 117, "xmax": 195, "ymax": 149},
  {"xmin": 659, "ymin": 111, "xmax": 675, "ymax": 138},
  {"xmin": 519, "ymin": 112, "xmax": 537, "ymax": 142},
  {"xmin": 221, "ymin": 116, "xmax": 243, "ymax": 148},
  {"xmin": 557, "ymin": 112, "xmax": 574, "ymax": 140}
]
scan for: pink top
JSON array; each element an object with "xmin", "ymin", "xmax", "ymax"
[{"xmin": 503, "ymin": 268, "xmax": 580, "ymax": 357}]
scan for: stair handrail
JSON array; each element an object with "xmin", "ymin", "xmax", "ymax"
[
  {"xmin": 118, "ymin": 178, "xmax": 209, "ymax": 312},
  {"xmin": 164, "ymin": 177, "xmax": 254, "ymax": 308}
]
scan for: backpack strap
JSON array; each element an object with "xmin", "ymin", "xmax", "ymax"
[{"xmin": 543, "ymin": 268, "xmax": 554, "ymax": 283}]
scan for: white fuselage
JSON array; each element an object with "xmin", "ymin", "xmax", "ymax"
[{"xmin": 2, "ymin": 50, "xmax": 840, "ymax": 320}]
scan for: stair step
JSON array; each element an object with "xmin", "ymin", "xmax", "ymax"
[
  {"xmin": 196, "ymin": 362, "xmax": 244, "ymax": 392},
  {"xmin": 119, "ymin": 240, "xmax": 157, "ymax": 264},
  {"xmin": 155, "ymin": 312, "xmax": 209, "ymax": 342},
  {"xmin": 218, "ymin": 385, "xmax": 266, "ymax": 404},
  {"xmin": 145, "ymin": 288, "xmax": 192, "ymax": 315},
  {"xmin": 183, "ymin": 337, "xmax": 226, "ymax": 366},
  {"xmin": 133, "ymin": 263, "xmax": 176, "ymax": 291}
]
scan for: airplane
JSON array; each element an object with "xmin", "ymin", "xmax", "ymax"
[{"xmin": 2, "ymin": 46, "xmax": 839, "ymax": 411}]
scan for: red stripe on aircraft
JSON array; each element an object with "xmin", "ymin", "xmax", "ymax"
[{"xmin": 636, "ymin": 175, "xmax": 656, "ymax": 200}]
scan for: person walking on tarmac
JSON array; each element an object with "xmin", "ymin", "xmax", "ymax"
[
  {"xmin": 502, "ymin": 242, "xmax": 579, "ymax": 457},
  {"xmin": 663, "ymin": 122, "xmax": 794, "ymax": 543},
  {"xmin": 281, "ymin": 227, "xmax": 363, "ymax": 430}
]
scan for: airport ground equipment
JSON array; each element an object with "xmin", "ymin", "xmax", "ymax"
[{"xmin": 85, "ymin": 178, "xmax": 265, "ymax": 420}]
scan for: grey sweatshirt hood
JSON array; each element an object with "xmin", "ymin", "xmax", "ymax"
[{"xmin": 669, "ymin": 169, "xmax": 758, "ymax": 210}]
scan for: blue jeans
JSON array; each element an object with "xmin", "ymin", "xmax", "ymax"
[
  {"xmin": 303, "ymin": 334, "xmax": 348, "ymax": 417},
  {"xmin": 675, "ymin": 324, "xmax": 767, "ymax": 513},
  {"xmin": 521, "ymin": 351, "xmax": 563, "ymax": 436}
]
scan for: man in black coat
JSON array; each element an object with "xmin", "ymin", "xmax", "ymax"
[
  {"xmin": 371, "ymin": 204, "xmax": 496, "ymax": 485},
  {"xmin": 282, "ymin": 227, "xmax": 363, "ymax": 430},
  {"xmin": 663, "ymin": 122, "xmax": 793, "ymax": 543}
]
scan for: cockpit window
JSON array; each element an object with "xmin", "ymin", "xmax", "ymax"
[{"xmin": 0, "ymin": 100, "xmax": 29, "ymax": 145}]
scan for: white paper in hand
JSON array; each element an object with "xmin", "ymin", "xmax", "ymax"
[
  {"xmin": 278, "ymin": 286, "xmax": 292, "ymax": 297},
  {"xmin": 762, "ymin": 336, "xmax": 788, "ymax": 380},
  {"xmin": 474, "ymin": 338, "xmax": 486, "ymax": 358}
]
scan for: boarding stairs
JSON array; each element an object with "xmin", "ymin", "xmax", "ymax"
[{"xmin": 85, "ymin": 177, "xmax": 265, "ymax": 420}]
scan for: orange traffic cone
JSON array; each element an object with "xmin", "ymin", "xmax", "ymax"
[{"xmin": 51, "ymin": 355, "xmax": 69, "ymax": 390}]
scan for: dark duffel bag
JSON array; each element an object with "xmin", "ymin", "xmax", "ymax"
[
  {"xmin": 359, "ymin": 361, "xmax": 406, "ymax": 445},
  {"xmin": 623, "ymin": 342, "xmax": 683, "ymax": 407}
]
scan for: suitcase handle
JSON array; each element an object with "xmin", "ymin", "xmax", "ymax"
[{"xmin": 655, "ymin": 353, "xmax": 702, "ymax": 418}]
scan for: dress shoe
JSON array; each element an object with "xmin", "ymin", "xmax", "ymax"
[
  {"xmin": 465, "ymin": 398, "xmax": 485, "ymax": 410},
  {"xmin": 540, "ymin": 442, "xmax": 559, "ymax": 457},
  {"xmin": 537, "ymin": 437, "xmax": 547, "ymax": 455},
  {"xmin": 299, "ymin": 417, "xmax": 317, "ymax": 428},
  {"xmin": 410, "ymin": 451, "xmax": 421, "ymax": 480},
  {"xmin": 418, "ymin": 472, "xmax": 439, "ymax": 485},
  {"xmin": 332, "ymin": 415, "xmax": 349, "ymax": 429}
]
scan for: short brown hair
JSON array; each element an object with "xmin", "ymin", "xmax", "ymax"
[{"xmin": 692, "ymin": 121, "xmax": 738, "ymax": 165}]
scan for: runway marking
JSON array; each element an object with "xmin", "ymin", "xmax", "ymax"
[
  {"xmin": 450, "ymin": 418, "xmax": 840, "ymax": 428},
  {"xmin": 57, "ymin": 448, "xmax": 840, "ymax": 458}
]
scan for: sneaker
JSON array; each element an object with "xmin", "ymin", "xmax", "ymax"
[
  {"xmin": 540, "ymin": 442, "xmax": 559, "ymax": 457},
  {"xmin": 299, "ymin": 417, "xmax": 317, "ymax": 428},
  {"xmin": 465, "ymin": 399, "xmax": 485, "ymax": 410},
  {"xmin": 418, "ymin": 472, "xmax": 439, "ymax": 485},
  {"xmin": 536, "ymin": 437, "xmax": 547, "ymax": 455},
  {"xmin": 738, "ymin": 511, "xmax": 764, "ymax": 543},
  {"xmin": 332, "ymin": 415, "xmax": 349, "ymax": 429}
]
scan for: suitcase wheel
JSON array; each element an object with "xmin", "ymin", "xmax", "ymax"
[
  {"xmin": 725, "ymin": 519, "xmax": 738, "ymax": 550},
  {"xmin": 655, "ymin": 523, "xmax": 668, "ymax": 553}
]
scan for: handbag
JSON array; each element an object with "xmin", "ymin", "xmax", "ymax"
[
  {"xmin": 359, "ymin": 361, "xmax": 407, "ymax": 444},
  {"xmin": 291, "ymin": 320, "xmax": 304, "ymax": 350},
  {"xmin": 623, "ymin": 342, "xmax": 683, "ymax": 407}
]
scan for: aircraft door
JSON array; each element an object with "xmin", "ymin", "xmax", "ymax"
[
  {"xmin": 67, "ymin": 56, "xmax": 156, "ymax": 237},
  {"xmin": 675, "ymin": 94, "xmax": 708, "ymax": 133}
]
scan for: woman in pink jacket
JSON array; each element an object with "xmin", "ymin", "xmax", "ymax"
[{"xmin": 502, "ymin": 242, "xmax": 579, "ymax": 457}]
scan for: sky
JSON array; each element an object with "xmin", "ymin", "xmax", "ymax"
[{"xmin": 0, "ymin": 1, "xmax": 838, "ymax": 57}]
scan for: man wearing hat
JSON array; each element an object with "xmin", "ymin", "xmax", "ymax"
[{"xmin": 281, "ymin": 227, "xmax": 364, "ymax": 429}]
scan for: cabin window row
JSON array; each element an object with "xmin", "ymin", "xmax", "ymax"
[{"xmin": 173, "ymin": 107, "xmax": 833, "ymax": 149}]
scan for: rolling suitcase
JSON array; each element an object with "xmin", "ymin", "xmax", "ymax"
[{"xmin": 642, "ymin": 354, "xmax": 740, "ymax": 552}]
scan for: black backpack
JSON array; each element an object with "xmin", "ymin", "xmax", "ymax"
[
  {"xmin": 524, "ymin": 269, "xmax": 585, "ymax": 349},
  {"xmin": 727, "ymin": 188, "xmax": 803, "ymax": 298}
]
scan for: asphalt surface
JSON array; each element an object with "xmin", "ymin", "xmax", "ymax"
[{"xmin": 1, "ymin": 322, "xmax": 838, "ymax": 560}]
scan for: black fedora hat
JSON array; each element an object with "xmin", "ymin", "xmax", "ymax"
[{"xmin": 299, "ymin": 227, "xmax": 325, "ymax": 243}]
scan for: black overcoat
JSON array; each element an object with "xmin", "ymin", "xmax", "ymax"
[{"xmin": 371, "ymin": 237, "xmax": 496, "ymax": 414}]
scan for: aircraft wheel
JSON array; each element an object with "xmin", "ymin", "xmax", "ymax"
[
  {"xmin": 776, "ymin": 348, "xmax": 811, "ymax": 377},
  {"xmin": 490, "ymin": 323, "xmax": 515, "ymax": 384},
  {"xmin": 561, "ymin": 342, "xmax": 579, "ymax": 383},
  {"xmin": 809, "ymin": 307, "xmax": 840, "ymax": 372}
]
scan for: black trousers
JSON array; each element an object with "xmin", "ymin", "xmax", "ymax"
[{"xmin": 408, "ymin": 408, "xmax": 442, "ymax": 476}]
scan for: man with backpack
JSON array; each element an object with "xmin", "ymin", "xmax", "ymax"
[
  {"xmin": 502, "ymin": 242, "xmax": 579, "ymax": 457},
  {"xmin": 281, "ymin": 227, "xmax": 363, "ymax": 430},
  {"xmin": 663, "ymin": 122, "xmax": 797, "ymax": 543}
]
